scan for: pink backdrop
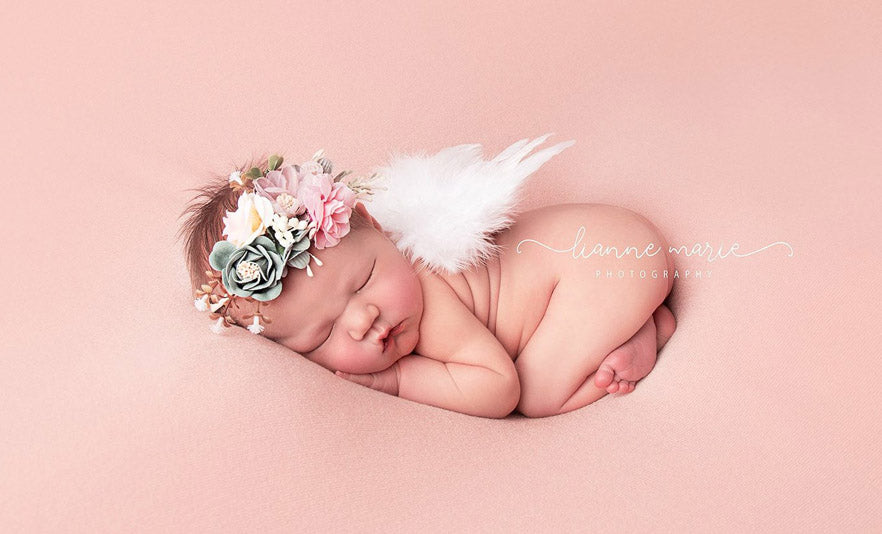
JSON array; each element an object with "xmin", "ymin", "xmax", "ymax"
[{"xmin": 2, "ymin": 1, "xmax": 880, "ymax": 531}]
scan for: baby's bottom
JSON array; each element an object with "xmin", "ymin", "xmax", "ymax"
[{"xmin": 514, "ymin": 206, "xmax": 675, "ymax": 418}]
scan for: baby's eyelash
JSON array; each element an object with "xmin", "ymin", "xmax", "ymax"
[{"xmin": 356, "ymin": 259, "xmax": 376, "ymax": 293}]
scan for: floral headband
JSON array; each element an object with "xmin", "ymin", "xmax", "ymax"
[{"xmin": 194, "ymin": 150, "xmax": 382, "ymax": 334}]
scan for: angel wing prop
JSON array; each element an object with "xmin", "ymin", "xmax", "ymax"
[{"xmin": 366, "ymin": 133, "xmax": 575, "ymax": 274}]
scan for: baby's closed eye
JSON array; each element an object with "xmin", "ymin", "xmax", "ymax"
[
  {"xmin": 311, "ymin": 260, "xmax": 374, "ymax": 351},
  {"xmin": 355, "ymin": 258, "xmax": 375, "ymax": 293}
]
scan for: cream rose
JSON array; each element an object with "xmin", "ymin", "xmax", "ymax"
[{"xmin": 221, "ymin": 192, "xmax": 275, "ymax": 248}]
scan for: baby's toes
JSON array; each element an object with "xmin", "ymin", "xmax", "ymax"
[
  {"xmin": 594, "ymin": 365, "xmax": 616, "ymax": 389},
  {"xmin": 606, "ymin": 379, "xmax": 620, "ymax": 394},
  {"xmin": 614, "ymin": 380, "xmax": 636, "ymax": 395}
]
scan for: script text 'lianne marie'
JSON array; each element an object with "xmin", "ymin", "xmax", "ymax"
[{"xmin": 515, "ymin": 225, "xmax": 794, "ymax": 263}]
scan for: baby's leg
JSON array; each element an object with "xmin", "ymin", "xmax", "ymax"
[
  {"xmin": 515, "ymin": 207, "xmax": 674, "ymax": 418},
  {"xmin": 569, "ymin": 303, "xmax": 675, "ymax": 403}
]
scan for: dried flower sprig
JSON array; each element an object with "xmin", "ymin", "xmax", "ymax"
[{"xmin": 340, "ymin": 171, "xmax": 387, "ymax": 201}]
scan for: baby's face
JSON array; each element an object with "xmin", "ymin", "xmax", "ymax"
[{"xmin": 261, "ymin": 223, "xmax": 424, "ymax": 374}]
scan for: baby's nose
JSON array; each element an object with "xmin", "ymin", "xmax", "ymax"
[{"xmin": 347, "ymin": 304, "xmax": 381, "ymax": 341}]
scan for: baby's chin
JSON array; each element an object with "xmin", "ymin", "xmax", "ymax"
[
  {"xmin": 377, "ymin": 348, "xmax": 406, "ymax": 372},
  {"xmin": 371, "ymin": 338, "xmax": 412, "ymax": 373},
  {"xmin": 390, "ymin": 330, "xmax": 418, "ymax": 362}
]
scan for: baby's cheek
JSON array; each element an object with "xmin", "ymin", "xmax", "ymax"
[
  {"xmin": 325, "ymin": 343, "xmax": 360, "ymax": 372},
  {"xmin": 391, "ymin": 270, "xmax": 420, "ymax": 305}
]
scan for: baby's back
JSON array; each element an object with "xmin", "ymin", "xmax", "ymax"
[{"xmin": 427, "ymin": 203, "xmax": 672, "ymax": 362}]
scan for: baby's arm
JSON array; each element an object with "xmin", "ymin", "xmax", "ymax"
[{"xmin": 393, "ymin": 273, "xmax": 520, "ymax": 418}]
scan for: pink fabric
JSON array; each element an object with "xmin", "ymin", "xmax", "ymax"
[{"xmin": 2, "ymin": 1, "xmax": 879, "ymax": 531}]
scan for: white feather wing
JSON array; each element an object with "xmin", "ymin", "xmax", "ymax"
[{"xmin": 366, "ymin": 133, "xmax": 575, "ymax": 274}]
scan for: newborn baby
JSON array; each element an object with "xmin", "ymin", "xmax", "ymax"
[{"xmin": 225, "ymin": 201, "xmax": 676, "ymax": 418}]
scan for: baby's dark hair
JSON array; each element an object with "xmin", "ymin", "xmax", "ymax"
[{"xmin": 176, "ymin": 155, "xmax": 371, "ymax": 296}]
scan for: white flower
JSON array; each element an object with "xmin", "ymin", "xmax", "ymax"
[
  {"xmin": 275, "ymin": 230, "xmax": 294, "ymax": 248},
  {"xmin": 270, "ymin": 213, "xmax": 298, "ymax": 247},
  {"xmin": 222, "ymin": 192, "xmax": 275, "ymax": 248},
  {"xmin": 247, "ymin": 316, "xmax": 265, "ymax": 334},
  {"xmin": 270, "ymin": 213, "xmax": 291, "ymax": 233},
  {"xmin": 209, "ymin": 297, "xmax": 229, "ymax": 313},
  {"xmin": 210, "ymin": 317, "xmax": 226, "ymax": 334},
  {"xmin": 194, "ymin": 295, "xmax": 209, "ymax": 311},
  {"xmin": 229, "ymin": 171, "xmax": 243, "ymax": 185}
]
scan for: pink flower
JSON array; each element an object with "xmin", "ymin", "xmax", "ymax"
[
  {"xmin": 253, "ymin": 164, "xmax": 306, "ymax": 217},
  {"xmin": 298, "ymin": 173, "xmax": 357, "ymax": 249}
]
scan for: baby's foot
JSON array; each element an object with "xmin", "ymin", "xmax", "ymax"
[{"xmin": 594, "ymin": 304, "xmax": 676, "ymax": 394}]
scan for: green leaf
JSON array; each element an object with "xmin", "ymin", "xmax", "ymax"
[
  {"xmin": 253, "ymin": 282, "xmax": 283, "ymax": 301},
  {"xmin": 246, "ymin": 167, "xmax": 262, "ymax": 179},
  {"xmin": 287, "ymin": 252, "xmax": 310, "ymax": 269},
  {"xmin": 268, "ymin": 155, "xmax": 283, "ymax": 171}
]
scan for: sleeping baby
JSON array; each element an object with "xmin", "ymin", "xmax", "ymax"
[{"xmin": 181, "ymin": 135, "xmax": 676, "ymax": 418}]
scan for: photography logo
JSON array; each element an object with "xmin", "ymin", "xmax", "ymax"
[{"xmin": 516, "ymin": 225, "xmax": 794, "ymax": 282}]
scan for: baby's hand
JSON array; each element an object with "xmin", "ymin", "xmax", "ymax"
[{"xmin": 336, "ymin": 363, "xmax": 400, "ymax": 396}]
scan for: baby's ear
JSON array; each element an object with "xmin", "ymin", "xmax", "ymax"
[{"xmin": 355, "ymin": 202, "xmax": 384, "ymax": 233}]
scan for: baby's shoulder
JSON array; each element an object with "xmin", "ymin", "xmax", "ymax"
[
  {"xmin": 414, "ymin": 268, "xmax": 470, "ymax": 325},
  {"xmin": 412, "ymin": 268, "xmax": 497, "ymax": 358}
]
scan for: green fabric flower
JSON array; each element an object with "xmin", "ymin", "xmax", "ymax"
[
  {"xmin": 209, "ymin": 236, "xmax": 286, "ymax": 301},
  {"xmin": 282, "ymin": 224, "xmax": 313, "ymax": 271}
]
